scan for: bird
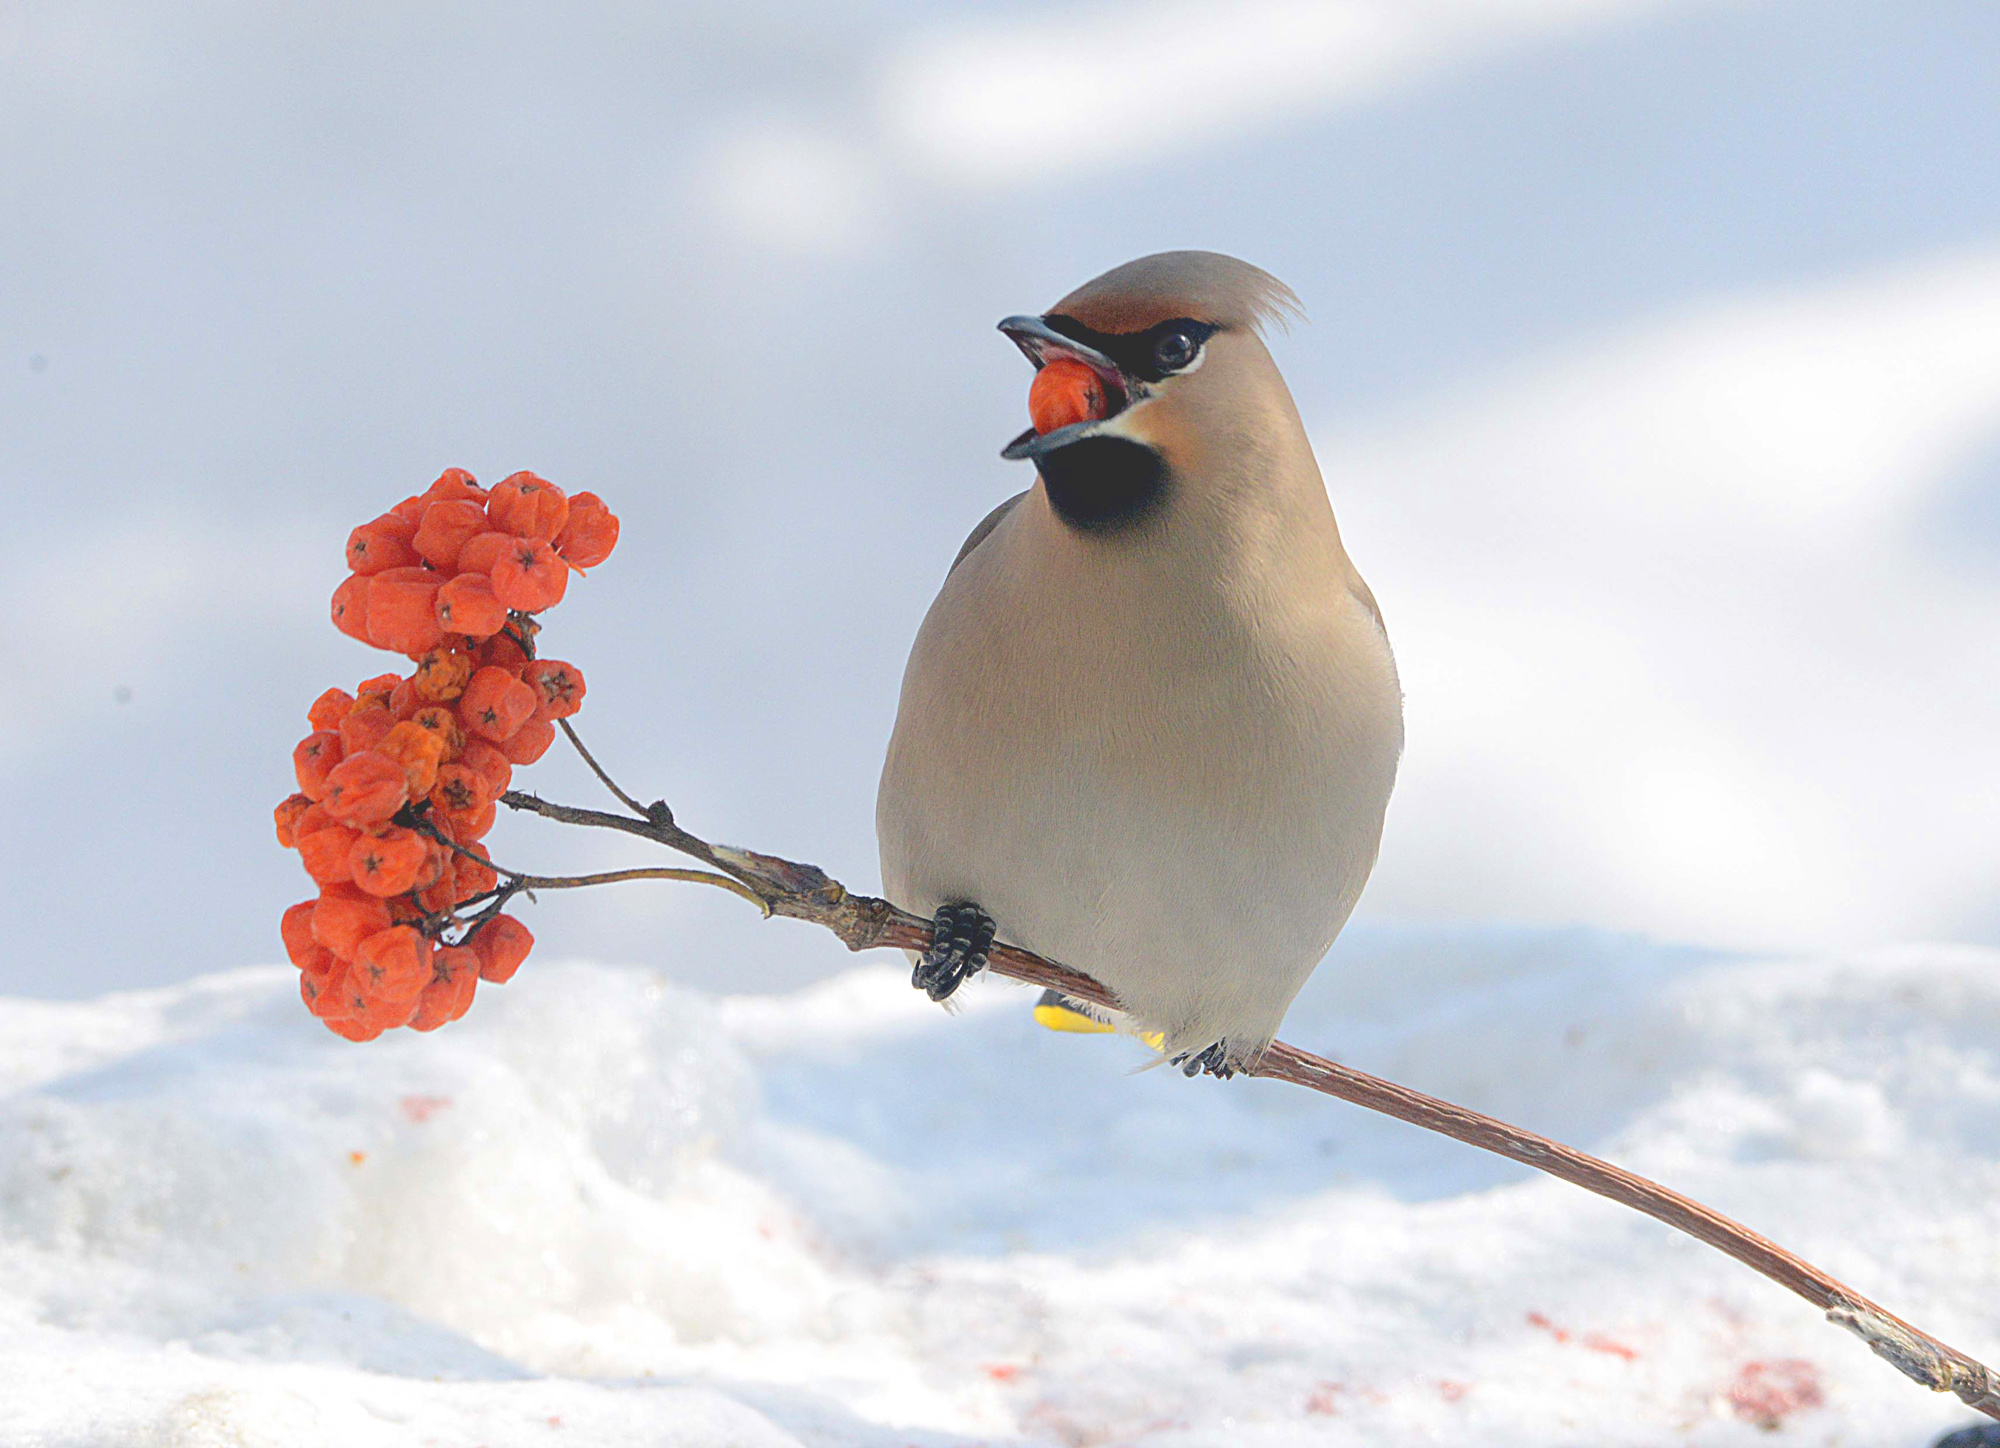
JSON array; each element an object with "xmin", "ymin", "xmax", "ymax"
[{"xmin": 875, "ymin": 251, "xmax": 1403, "ymax": 1077}]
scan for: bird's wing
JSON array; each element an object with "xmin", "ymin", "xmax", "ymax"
[{"xmin": 948, "ymin": 490, "xmax": 1028, "ymax": 576}]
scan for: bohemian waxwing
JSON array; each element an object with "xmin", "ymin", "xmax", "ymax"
[{"xmin": 876, "ymin": 251, "xmax": 1402, "ymax": 1076}]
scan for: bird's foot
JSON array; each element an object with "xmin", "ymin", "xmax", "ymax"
[
  {"xmin": 913, "ymin": 901, "xmax": 994, "ymax": 1003},
  {"xmin": 1174, "ymin": 1040, "xmax": 1236, "ymax": 1080}
]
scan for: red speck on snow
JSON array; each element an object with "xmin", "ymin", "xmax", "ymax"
[
  {"xmin": 399, "ymin": 1094, "xmax": 453, "ymax": 1123},
  {"xmin": 1526, "ymin": 1311, "xmax": 1571, "ymax": 1343},
  {"xmin": 1727, "ymin": 1359, "xmax": 1825, "ymax": 1427}
]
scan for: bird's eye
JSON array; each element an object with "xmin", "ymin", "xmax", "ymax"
[{"xmin": 1152, "ymin": 329, "xmax": 1199, "ymax": 372}]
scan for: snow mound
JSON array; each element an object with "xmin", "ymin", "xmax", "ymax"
[{"xmin": 4, "ymin": 928, "xmax": 1999, "ymax": 1445}]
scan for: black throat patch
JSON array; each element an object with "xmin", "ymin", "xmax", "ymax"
[{"xmin": 1035, "ymin": 435, "xmax": 1167, "ymax": 533}]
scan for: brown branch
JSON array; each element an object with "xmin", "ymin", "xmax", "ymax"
[{"xmin": 498, "ymin": 773, "xmax": 2000, "ymax": 1420}]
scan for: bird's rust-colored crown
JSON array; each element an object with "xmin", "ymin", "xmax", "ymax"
[{"xmin": 1050, "ymin": 250, "xmax": 1303, "ymax": 337}]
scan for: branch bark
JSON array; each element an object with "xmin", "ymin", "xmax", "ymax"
[{"xmin": 499, "ymin": 756, "xmax": 2000, "ymax": 1421}]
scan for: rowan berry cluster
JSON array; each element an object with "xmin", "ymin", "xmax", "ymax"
[{"xmin": 273, "ymin": 468, "xmax": 619, "ymax": 1040}]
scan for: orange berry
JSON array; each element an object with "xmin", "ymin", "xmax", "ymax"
[
  {"xmin": 312, "ymin": 883, "xmax": 393, "ymax": 959},
  {"xmin": 458, "ymin": 738, "xmax": 513, "ymax": 797},
  {"xmin": 274, "ymin": 793, "xmax": 313, "ymax": 848},
  {"xmin": 441, "ymin": 947, "xmax": 480, "ymax": 1015},
  {"xmin": 453, "ymin": 799, "xmax": 497, "ymax": 841},
  {"xmin": 332, "ymin": 961, "xmax": 376, "ymax": 1016},
  {"xmin": 339, "ymin": 698, "xmax": 395, "ymax": 756},
  {"xmin": 380, "ymin": 992, "xmax": 423, "ymax": 1028},
  {"xmin": 331, "ymin": 574, "xmax": 373, "ymax": 643},
  {"xmin": 415, "ymin": 869, "xmax": 460, "ymax": 915},
  {"xmin": 281, "ymin": 899, "xmax": 320, "ymax": 967},
  {"xmin": 500, "ymin": 716, "xmax": 555, "ymax": 766},
  {"xmin": 308, "ymin": 687, "xmax": 356, "ymax": 733},
  {"xmin": 389, "ymin": 494, "xmax": 427, "ymax": 526},
  {"xmin": 1028, "ymin": 357, "xmax": 1109, "ymax": 435},
  {"xmin": 320, "ymin": 750, "xmax": 411, "ymax": 829},
  {"xmin": 412, "ymin": 498, "xmax": 490, "ymax": 571},
  {"xmin": 454, "ymin": 841, "xmax": 499, "ymax": 899},
  {"xmin": 454, "ymin": 531, "xmax": 513, "ymax": 578},
  {"xmin": 458, "ymin": 665, "xmax": 538, "ymax": 742},
  {"xmin": 347, "ymin": 826, "xmax": 429, "ymax": 897},
  {"xmin": 410, "ymin": 945, "xmax": 480, "ymax": 1030},
  {"xmin": 324, "ymin": 972, "xmax": 373, "ymax": 1022},
  {"xmin": 407, "ymin": 983, "xmax": 453, "ymax": 1032},
  {"xmin": 388, "ymin": 676, "xmax": 421, "ymax": 719},
  {"xmin": 409, "ymin": 705, "xmax": 465, "ymax": 759},
  {"xmin": 299, "ymin": 822, "xmax": 359, "ymax": 885},
  {"xmin": 379, "ymin": 720, "xmax": 446, "ymax": 796},
  {"xmin": 417, "ymin": 827, "xmax": 454, "ymax": 885},
  {"xmin": 522, "ymin": 659, "xmax": 585, "ymax": 721},
  {"xmin": 490, "ymin": 536, "xmax": 568, "ymax": 612},
  {"xmin": 346, "ymin": 513, "xmax": 421, "ymax": 575},
  {"xmin": 473, "ymin": 914, "xmax": 533, "ymax": 983},
  {"xmin": 413, "ymin": 648, "xmax": 474, "ymax": 702},
  {"xmin": 293, "ymin": 802, "xmax": 337, "ymax": 839},
  {"xmin": 554, "ymin": 492, "xmax": 619, "ymax": 569},
  {"xmin": 476, "ymin": 631, "xmax": 529, "ymax": 671},
  {"xmin": 293, "ymin": 731, "xmax": 344, "ymax": 801},
  {"xmin": 486, "ymin": 471, "xmax": 569, "ymax": 540},
  {"xmin": 356, "ymin": 672, "xmax": 404, "ymax": 700},
  {"xmin": 302, "ymin": 961, "xmax": 349, "ymax": 1019},
  {"xmin": 366, "ymin": 568, "xmax": 446, "ymax": 656},
  {"xmin": 430, "ymin": 762, "xmax": 492, "ymax": 819},
  {"xmin": 388, "ymin": 893, "xmax": 430, "ymax": 928},
  {"xmin": 422, "ymin": 467, "xmax": 484, "ymax": 505},
  {"xmin": 435, "ymin": 572, "xmax": 508, "ymax": 638},
  {"xmin": 353, "ymin": 925, "xmax": 429, "ymax": 1003}
]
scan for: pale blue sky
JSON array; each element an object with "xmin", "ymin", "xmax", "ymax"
[{"xmin": 4, "ymin": 0, "xmax": 1997, "ymax": 995}]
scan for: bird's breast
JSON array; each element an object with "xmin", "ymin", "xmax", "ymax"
[{"xmin": 877, "ymin": 506, "xmax": 1402, "ymax": 1004}]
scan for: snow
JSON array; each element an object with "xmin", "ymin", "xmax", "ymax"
[{"xmin": 5, "ymin": 929, "xmax": 1999, "ymax": 1445}]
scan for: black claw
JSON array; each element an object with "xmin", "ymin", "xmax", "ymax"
[
  {"xmin": 913, "ymin": 901, "xmax": 994, "ymax": 1003},
  {"xmin": 1174, "ymin": 1041, "xmax": 1235, "ymax": 1080}
]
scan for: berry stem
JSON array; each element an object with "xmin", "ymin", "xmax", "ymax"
[
  {"xmin": 411, "ymin": 816, "xmax": 764, "ymax": 913},
  {"xmin": 558, "ymin": 717, "xmax": 651, "ymax": 818}
]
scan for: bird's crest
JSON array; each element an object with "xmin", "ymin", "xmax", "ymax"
[{"xmin": 1050, "ymin": 251, "xmax": 1304, "ymax": 337}]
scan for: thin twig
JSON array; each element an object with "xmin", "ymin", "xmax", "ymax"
[
  {"xmin": 411, "ymin": 815, "xmax": 765, "ymax": 911},
  {"xmin": 558, "ymin": 717, "xmax": 651, "ymax": 818},
  {"xmin": 491, "ymin": 737, "xmax": 2000, "ymax": 1420},
  {"xmin": 487, "ymin": 864, "xmax": 768, "ymax": 899}
]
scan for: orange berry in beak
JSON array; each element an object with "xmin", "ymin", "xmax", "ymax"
[{"xmin": 1028, "ymin": 357, "xmax": 1109, "ymax": 436}]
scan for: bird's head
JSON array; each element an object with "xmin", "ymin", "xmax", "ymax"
[{"xmin": 999, "ymin": 251, "xmax": 1304, "ymax": 533}]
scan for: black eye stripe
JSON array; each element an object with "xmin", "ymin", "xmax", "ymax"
[{"xmin": 1041, "ymin": 315, "xmax": 1216, "ymax": 382}]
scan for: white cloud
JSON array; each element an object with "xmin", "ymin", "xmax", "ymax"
[
  {"xmin": 1330, "ymin": 247, "xmax": 2000, "ymax": 950},
  {"xmin": 876, "ymin": 0, "xmax": 1721, "ymax": 187},
  {"xmin": 696, "ymin": 0, "xmax": 1738, "ymax": 251}
]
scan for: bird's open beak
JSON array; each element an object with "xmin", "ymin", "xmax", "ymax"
[{"xmin": 996, "ymin": 315, "xmax": 1134, "ymax": 461}]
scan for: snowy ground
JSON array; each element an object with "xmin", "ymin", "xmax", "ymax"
[{"xmin": 5, "ymin": 927, "xmax": 2000, "ymax": 1446}]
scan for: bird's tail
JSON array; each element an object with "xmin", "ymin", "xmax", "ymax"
[{"xmin": 1032, "ymin": 989, "xmax": 1164, "ymax": 1049}]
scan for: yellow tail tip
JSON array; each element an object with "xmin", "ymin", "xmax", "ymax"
[
  {"xmin": 1033, "ymin": 1000, "xmax": 1115, "ymax": 1034},
  {"xmin": 1031, "ymin": 992, "xmax": 1164, "ymax": 1049}
]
